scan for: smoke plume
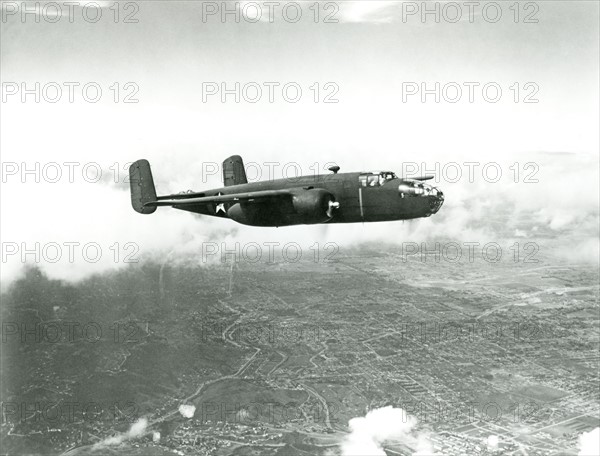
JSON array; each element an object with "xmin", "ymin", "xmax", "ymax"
[
  {"xmin": 178, "ymin": 404, "xmax": 196, "ymax": 419},
  {"xmin": 340, "ymin": 406, "xmax": 438, "ymax": 456},
  {"xmin": 578, "ymin": 427, "xmax": 600, "ymax": 456},
  {"xmin": 92, "ymin": 417, "xmax": 148, "ymax": 448}
]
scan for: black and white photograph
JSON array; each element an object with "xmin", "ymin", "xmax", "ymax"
[{"xmin": 1, "ymin": 1, "xmax": 599, "ymax": 455}]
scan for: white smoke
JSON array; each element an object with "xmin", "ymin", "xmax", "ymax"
[
  {"xmin": 341, "ymin": 406, "xmax": 438, "ymax": 456},
  {"xmin": 178, "ymin": 404, "xmax": 196, "ymax": 419},
  {"xmin": 486, "ymin": 435, "xmax": 500, "ymax": 452},
  {"xmin": 92, "ymin": 417, "xmax": 148, "ymax": 448},
  {"xmin": 412, "ymin": 433, "xmax": 439, "ymax": 456},
  {"xmin": 578, "ymin": 427, "xmax": 600, "ymax": 456}
]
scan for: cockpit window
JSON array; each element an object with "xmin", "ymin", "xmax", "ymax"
[
  {"xmin": 367, "ymin": 175, "xmax": 379, "ymax": 186},
  {"xmin": 380, "ymin": 172, "xmax": 396, "ymax": 184},
  {"xmin": 359, "ymin": 172, "xmax": 397, "ymax": 187}
]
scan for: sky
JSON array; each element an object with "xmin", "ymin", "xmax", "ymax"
[{"xmin": 1, "ymin": 1, "xmax": 599, "ymax": 284}]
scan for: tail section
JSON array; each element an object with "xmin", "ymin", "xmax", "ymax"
[
  {"xmin": 223, "ymin": 155, "xmax": 248, "ymax": 187},
  {"xmin": 129, "ymin": 159, "xmax": 157, "ymax": 214}
]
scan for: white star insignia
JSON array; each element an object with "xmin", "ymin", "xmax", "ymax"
[{"xmin": 215, "ymin": 193, "xmax": 226, "ymax": 214}]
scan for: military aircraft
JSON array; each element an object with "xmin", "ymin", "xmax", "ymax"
[{"xmin": 129, "ymin": 156, "xmax": 444, "ymax": 227}]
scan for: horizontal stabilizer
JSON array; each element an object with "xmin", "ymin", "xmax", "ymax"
[{"xmin": 144, "ymin": 189, "xmax": 294, "ymax": 208}]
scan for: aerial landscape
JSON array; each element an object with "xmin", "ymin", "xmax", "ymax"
[
  {"xmin": 2, "ymin": 230, "xmax": 598, "ymax": 455},
  {"xmin": 1, "ymin": 1, "xmax": 599, "ymax": 455}
]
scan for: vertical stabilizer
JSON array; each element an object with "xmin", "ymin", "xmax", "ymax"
[
  {"xmin": 223, "ymin": 155, "xmax": 248, "ymax": 187},
  {"xmin": 129, "ymin": 159, "xmax": 158, "ymax": 214}
]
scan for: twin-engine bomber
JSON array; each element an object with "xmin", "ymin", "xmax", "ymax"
[{"xmin": 129, "ymin": 156, "xmax": 444, "ymax": 227}]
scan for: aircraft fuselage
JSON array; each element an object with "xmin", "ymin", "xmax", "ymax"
[{"xmin": 168, "ymin": 172, "xmax": 444, "ymax": 227}]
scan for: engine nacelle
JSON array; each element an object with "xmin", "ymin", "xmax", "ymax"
[
  {"xmin": 226, "ymin": 203, "xmax": 255, "ymax": 225},
  {"xmin": 292, "ymin": 188, "xmax": 337, "ymax": 223},
  {"xmin": 225, "ymin": 189, "xmax": 339, "ymax": 226}
]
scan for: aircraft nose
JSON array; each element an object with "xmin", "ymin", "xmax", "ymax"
[
  {"xmin": 429, "ymin": 188, "xmax": 444, "ymax": 214},
  {"xmin": 398, "ymin": 180, "xmax": 444, "ymax": 216}
]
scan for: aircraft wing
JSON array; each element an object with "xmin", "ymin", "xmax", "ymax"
[{"xmin": 145, "ymin": 189, "xmax": 294, "ymax": 208}]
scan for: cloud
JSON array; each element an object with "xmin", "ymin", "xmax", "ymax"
[
  {"xmin": 340, "ymin": 406, "xmax": 439, "ymax": 456},
  {"xmin": 337, "ymin": 2, "xmax": 398, "ymax": 23},
  {"xmin": 3, "ymin": 151, "xmax": 598, "ymax": 288},
  {"xmin": 486, "ymin": 435, "xmax": 500, "ymax": 451},
  {"xmin": 1, "ymin": 96, "xmax": 597, "ymax": 288},
  {"xmin": 92, "ymin": 417, "xmax": 148, "ymax": 448},
  {"xmin": 178, "ymin": 404, "xmax": 196, "ymax": 419},
  {"xmin": 342, "ymin": 406, "xmax": 415, "ymax": 455},
  {"xmin": 578, "ymin": 427, "xmax": 600, "ymax": 456},
  {"xmin": 235, "ymin": 1, "xmax": 398, "ymax": 24},
  {"xmin": 1, "ymin": 1, "xmax": 115, "ymax": 21}
]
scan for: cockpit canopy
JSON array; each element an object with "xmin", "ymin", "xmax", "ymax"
[{"xmin": 359, "ymin": 171, "xmax": 397, "ymax": 187}]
